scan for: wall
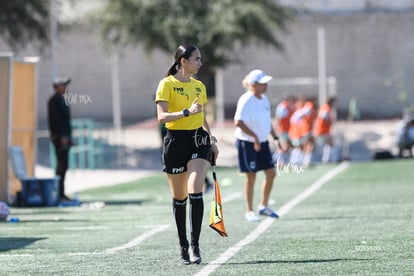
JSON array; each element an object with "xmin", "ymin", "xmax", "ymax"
[
  {"xmin": 223, "ymin": 11, "xmax": 414, "ymax": 119},
  {"xmin": 2, "ymin": 9, "xmax": 414, "ymax": 124}
]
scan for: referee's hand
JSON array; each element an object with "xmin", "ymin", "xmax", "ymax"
[
  {"xmin": 211, "ymin": 145, "xmax": 219, "ymax": 165},
  {"xmin": 189, "ymin": 95, "xmax": 202, "ymax": 115}
]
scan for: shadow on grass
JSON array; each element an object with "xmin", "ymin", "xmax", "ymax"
[
  {"xmin": 226, "ymin": 258, "xmax": 373, "ymax": 265},
  {"xmin": 0, "ymin": 237, "xmax": 46, "ymax": 251}
]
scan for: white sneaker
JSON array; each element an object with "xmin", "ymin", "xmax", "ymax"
[{"xmin": 245, "ymin": 211, "xmax": 260, "ymax": 222}]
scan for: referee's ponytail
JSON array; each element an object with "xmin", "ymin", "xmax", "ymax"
[
  {"xmin": 166, "ymin": 60, "xmax": 179, "ymax": 76},
  {"xmin": 166, "ymin": 44, "xmax": 198, "ymax": 76}
]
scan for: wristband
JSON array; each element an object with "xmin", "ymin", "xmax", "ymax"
[
  {"xmin": 182, "ymin": 108, "xmax": 190, "ymax": 117},
  {"xmin": 273, "ymin": 136, "xmax": 279, "ymax": 141}
]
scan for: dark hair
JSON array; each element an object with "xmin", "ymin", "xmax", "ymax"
[
  {"xmin": 327, "ymin": 96, "xmax": 337, "ymax": 106},
  {"xmin": 166, "ymin": 44, "xmax": 198, "ymax": 76}
]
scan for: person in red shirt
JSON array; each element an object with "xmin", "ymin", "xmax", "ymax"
[
  {"xmin": 288, "ymin": 96, "xmax": 305, "ymax": 147},
  {"xmin": 300, "ymin": 96, "xmax": 317, "ymax": 167},
  {"xmin": 274, "ymin": 96, "xmax": 296, "ymax": 164},
  {"xmin": 288, "ymin": 96, "xmax": 306, "ymax": 164},
  {"xmin": 314, "ymin": 97, "xmax": 336, "ymax": 163}
]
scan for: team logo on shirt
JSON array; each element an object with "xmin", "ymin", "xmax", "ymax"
[
  {"xmin": 173, "ymin": 87, "xmax": 189, "ymax": 100},
  {"xmin": 173, "ymin": 87, "xmax": 185, "ymax": 95}
]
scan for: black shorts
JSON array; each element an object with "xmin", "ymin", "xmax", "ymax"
[
  {"xmin": 162, "ymin": 127, "xmax": 212, "ymax": 174},
  {"xmin": 236, "ymin": 139, "xmax": 274, "ymax": 173}
]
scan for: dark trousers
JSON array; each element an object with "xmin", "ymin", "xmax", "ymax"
[{"xmin": 53, "ymin": 139, "xmax": 70, "ymax": 197}]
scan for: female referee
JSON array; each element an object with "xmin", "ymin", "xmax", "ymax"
[{"xmin": 155, "ymin": 44, "xmax": 219, "ymax": 265}]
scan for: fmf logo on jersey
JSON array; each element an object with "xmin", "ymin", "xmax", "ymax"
[
  {"xmin": 173, "ymin": 87, "xmax": 186, "ymax": 97},
  {"xmin": 172, "ymin": 167, "xmax": 185, "ymax": 174},
  {"xmin": 196, "ymin": 88, "xmax": 201, "ymax": 93}
]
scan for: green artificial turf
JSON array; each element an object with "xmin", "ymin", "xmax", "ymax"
[{"xmin": 0, "ymin": 160, "xmax": 413, "ymax": 275}]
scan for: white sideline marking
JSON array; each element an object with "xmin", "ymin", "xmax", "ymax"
[
  {"xmin": 66, "ymin": 224, "xmax": 170, "ymax": 256},
  {"xmin": 63, "ymin": 226, "xmax": 107, "ymax": 231},
  {"xmin": 0, "ymin": 254, "xmax": 33, "ymax": 257},
  {"xmin": 2, "ymin": 225, "xmax": 170, "ymax": 258},
  {"xmin": 104, "ymin": 224, "xmax": 170, "ymax": 254},
  {"xmin": 277, "ymin": 162, "xmax": 349, "ymax": 217},
  {"xmin": 222, "ymin": 192, "xmax": 242, "ymax": 203},
  {"xmin": 195, "ymin": 162, "xmax": 350, "ymax": 276}
]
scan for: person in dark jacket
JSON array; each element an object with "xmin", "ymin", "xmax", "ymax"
[{"xmin": 47, "ymin": 77, "xmax": 72, "ymax": 201}]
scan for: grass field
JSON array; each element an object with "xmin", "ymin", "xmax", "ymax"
[{"xmin": 1, "ymin": 160, "xmax": 413, "ymax": 275}]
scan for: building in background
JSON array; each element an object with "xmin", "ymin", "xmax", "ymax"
[{"xmin": 1, "ymin": 0, "xmax": 414, "ymax": 126}]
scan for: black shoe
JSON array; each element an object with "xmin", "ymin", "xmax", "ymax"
[
  {"xmin": 189, "ymin": 245, "xmax": 202, "ymax": 264},
  {"xmin": 180, "ymin": 246, "xmax": 190, "ymax": 265}
]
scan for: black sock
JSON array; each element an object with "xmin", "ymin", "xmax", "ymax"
[
  {"xmin": 189, "ymin": 193, "xmax": 204, "ymax": 247},
  {"xmin": 172, "ymin": 197, "xmax": 188, "ymax": 248}
]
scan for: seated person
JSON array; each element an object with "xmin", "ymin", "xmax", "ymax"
[{"xmin": 396, "ymin": 113, "xmax": 414, "ymax": 157}]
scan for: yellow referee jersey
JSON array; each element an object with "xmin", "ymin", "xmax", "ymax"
[{"xmin": 155, "ymin": 75, "xmax": 207, "ymax": 130}]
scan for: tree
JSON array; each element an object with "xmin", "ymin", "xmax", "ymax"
[
  {"xmin": 97, "ymin": 0, "xmax": 294, "ymax": 96},
  {"xmin": 0, "ymin": 0, "xmax": 50, "ymax": 51}
]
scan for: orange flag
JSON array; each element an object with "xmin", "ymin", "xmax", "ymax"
[{"xmin": 209, "ymin": 165, "xmax": 228, "ymax": 237}]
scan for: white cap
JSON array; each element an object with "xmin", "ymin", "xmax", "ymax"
[
  {"xmin": 246, "ymin": 69, "xmax": 272, "ymax": 85},
  {"xmin": 53, "ymin": 76, "xmax": 71, "ymax": 86}
]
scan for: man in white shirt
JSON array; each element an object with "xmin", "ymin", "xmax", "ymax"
[{"xmin": 234, "ymin": 69, "xmax": 280, "ymax": 222}]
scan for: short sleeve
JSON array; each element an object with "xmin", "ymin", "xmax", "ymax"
[
  {"xmin": 200, "ymin": 82, "xmax": 208, "ymax": 105},
  {"xmin": 155, "ymin": 78, "xmax": 170, "ymax": 103},
  {"xmin": 234, "ymin": 94, "xmax": 250, "ymax": 121}
]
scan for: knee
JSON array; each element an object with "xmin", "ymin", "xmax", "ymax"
[
  {"xmin": 246, "ymin": 173, "xmax": 256, "ymax": 183},
  {"xmin": 266, "ymin": 169, "xmax": 276, "ymax": 180}
]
